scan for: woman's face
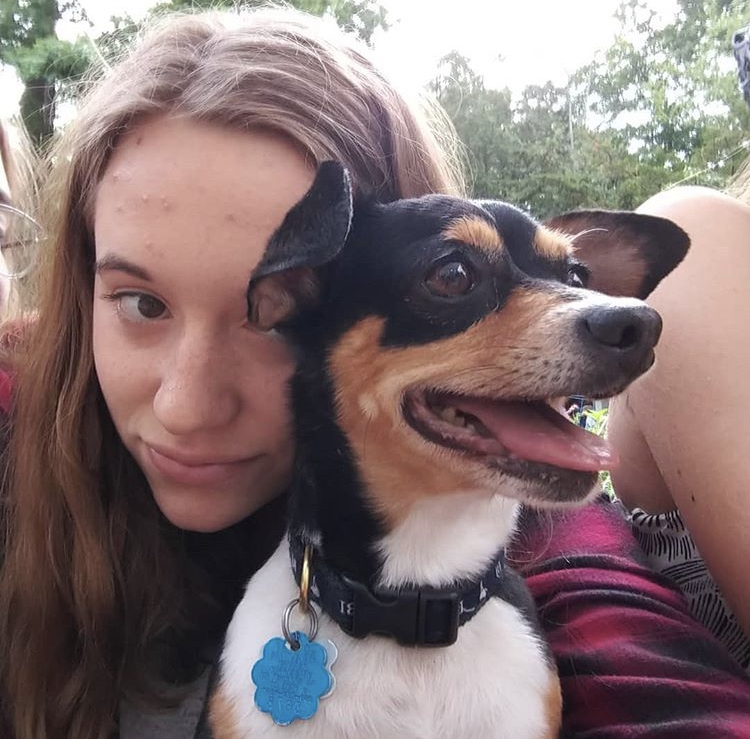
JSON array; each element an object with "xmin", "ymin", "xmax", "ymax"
[{"xmin": 93, "ymin": 116, "xmax": 314, "ymax": 532}]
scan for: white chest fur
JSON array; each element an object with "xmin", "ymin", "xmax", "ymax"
[{"xmin": 212, "ymin": 512, "xmax": 559, "ymax": 739}]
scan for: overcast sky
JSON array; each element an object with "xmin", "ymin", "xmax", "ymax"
[{"xmin": 0, "ymin": 0, "xmax": 680, "ymax": 119}]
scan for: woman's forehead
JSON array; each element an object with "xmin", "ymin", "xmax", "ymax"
[
  {"xmin": 93, "ymin": 118, "xmax": 318, "ymax": 300},
  {"xmin": 96, "ymin": 117, "xmax": 315, "ymax": 237}
]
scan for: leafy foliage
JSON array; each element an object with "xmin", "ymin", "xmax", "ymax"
[
  {"xmin": 0, "ymin": 0, "xmax": 84, "ymax": 145},
  {"xmin": 569, "ymin": 405, "xmax": 615, "ymax": 499},
  {"xmin": 575, "ymin": 0, "xmax": 750, "ymax": 188},
  {"xmin": 431, "ymin": 0, "xmax": 750, "ymax": 218}
]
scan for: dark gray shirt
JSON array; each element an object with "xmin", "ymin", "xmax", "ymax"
[{"xmin": 119, "ymin": 667, "xmax": 211, "ymax": 739}]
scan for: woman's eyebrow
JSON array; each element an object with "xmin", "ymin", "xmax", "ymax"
[{"xmin": 95, "ymin": 254, "xmax": 153, "ymax": 281}]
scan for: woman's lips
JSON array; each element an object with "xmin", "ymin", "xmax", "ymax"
[{"xmin": 145, "ymin": 445, "xmax": 256, "ymax": 487}]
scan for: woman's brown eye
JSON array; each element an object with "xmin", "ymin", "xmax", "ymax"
[
  {"xmin": 115, "ymin": 292, "xmax": 168, "ymax": 321},
  {"xmin": 137, "ymin": 294, "xmax": 166, "ymax": 318},
  {"xmin": 425, "ymin": 260, "xmax": 474, "ymax": 297}
]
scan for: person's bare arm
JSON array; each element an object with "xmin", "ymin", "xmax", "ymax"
[{"xmin": 609, "ymin": 185, "xmax": 750, "ymax": 639}]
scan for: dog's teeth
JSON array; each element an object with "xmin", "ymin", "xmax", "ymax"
[{"xmin": 466, "ymin": 421, "xmax": 480, "ymax": 434}]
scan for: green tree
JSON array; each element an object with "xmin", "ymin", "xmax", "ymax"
[
  {"xmin": 432, "ymin": 1, "xmax": 750, "ymax": 217},
  {"xmin": 0, "ymin": 0, "xmax": 92, "ymax": 146},
  {"xmin": 432, "ymin": 56, "xmax": 606, "ymax": 217},
  {"xmin": 430, "ymin": 52, "xmax": 518, "ymax": 202},
  {"xmin": 574, "ymin": 0, "xmax": 750, "ymax": 189}
]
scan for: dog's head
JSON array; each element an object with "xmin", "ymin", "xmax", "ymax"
[{"xmin": 248, "ymin": 162, "xmax": 688, "ymax": 522}]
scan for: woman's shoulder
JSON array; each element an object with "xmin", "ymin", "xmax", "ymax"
[
  {"xmin": 0, "ymin": 363, "xmax": 13, "ymax": 458},
  {"xmin": 0, "ymin": 315, "xmax": 33, "ymax": 416},
  {"xmin": 0, "ymin": 367, "xmax": 12, "ymax": 416}
]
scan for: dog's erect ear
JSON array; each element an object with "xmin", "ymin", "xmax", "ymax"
[
  {"xmin": 248, "ymin": 161, "xmax": 353, "ymax": 330},
  {"xmin": 253, "ymin": 161, "xmax": 353, "ymax": 279},
  {"xmin": 544, "ymin": 210, "xmax": 690, "ymax": 299}
]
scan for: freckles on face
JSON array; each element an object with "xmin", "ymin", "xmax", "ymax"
[{"xmin": 92, "ymin": 116, "xmax": 315, "ymax": 532}]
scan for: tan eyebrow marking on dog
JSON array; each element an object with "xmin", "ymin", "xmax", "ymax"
[
  {"xmin": 534, "ymin": 226, "xmax": 573, "ymax": 260},
  {"xmin": 442, "ymin": 216, "xmax": 503, "ymax": 255}
]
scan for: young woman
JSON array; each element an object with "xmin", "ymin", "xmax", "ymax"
[{"xmin": 1, "ymin": 8, "xmax": 749, "ymax": 739}]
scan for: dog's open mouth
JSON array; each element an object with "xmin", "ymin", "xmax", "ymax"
[{"xmin": 403, "ymin": 390, "xmax": 616, "ymax": 473}]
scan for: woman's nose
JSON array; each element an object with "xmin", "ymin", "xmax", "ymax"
[{"xmin": 152, "ymin": 330, "xmax": 241, "ymax": 436}]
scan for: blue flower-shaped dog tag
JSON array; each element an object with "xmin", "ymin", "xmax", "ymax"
[{"xmin": 252, "ymin": 632, "xmax": 332, "ymax": 726}]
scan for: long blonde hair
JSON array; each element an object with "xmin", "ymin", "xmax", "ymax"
[{"xmin": 0, "ymin": 8, "xmax": 464, "ymax": 739}]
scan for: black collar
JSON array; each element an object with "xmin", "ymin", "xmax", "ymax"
[{"xmin": 289, "ymin": 535, "xmax": 506, "ymax": 648}]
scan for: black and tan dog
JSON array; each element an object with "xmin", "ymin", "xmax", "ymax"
[{"xmin": 209, "ymin": 162, "xmax": 688, "ymax": 739}]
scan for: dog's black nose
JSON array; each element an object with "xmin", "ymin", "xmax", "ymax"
[{"xmin": 580, "ymin": 304, "xmax": 662, "ymax": 353}]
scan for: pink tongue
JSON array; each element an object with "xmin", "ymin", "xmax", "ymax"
[{"xmin": 453, "ymin": 398, "xmax": 618, "ymax": 472}]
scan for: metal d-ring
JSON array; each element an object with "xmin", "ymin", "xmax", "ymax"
[
  {"xmin": 282, "ymin": 597, "xmax": 319, "ymax": 649},
  {"xmin": 299, "ymin": 544, "xmax": 313, "ymax": 613}
]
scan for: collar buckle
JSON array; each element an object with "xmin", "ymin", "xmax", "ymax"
[{"xmin": 342, "ymin": 575, "xmax": 461, "ymax": 647}]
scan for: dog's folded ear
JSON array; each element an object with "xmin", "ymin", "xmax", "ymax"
[
  {"xmin": 544, "ymin": 210, "xmax": 690, "ymax": 299},
  {"xmin": 248, "ymin": 161, "xmax": 353, "ymax": 331}
]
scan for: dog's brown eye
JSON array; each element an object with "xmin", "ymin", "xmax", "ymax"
[
  {"xmin": 567, "ymin": 265, "xmax": 589, "ymax": 289},
  {"xmin": 425, "ymin": 260, "xmax": 474, "ymax": 297}
]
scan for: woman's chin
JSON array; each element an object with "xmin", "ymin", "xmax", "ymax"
[{"xmin": 151, "ymin": 483, "xmax": 282, "ymax": 533}]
